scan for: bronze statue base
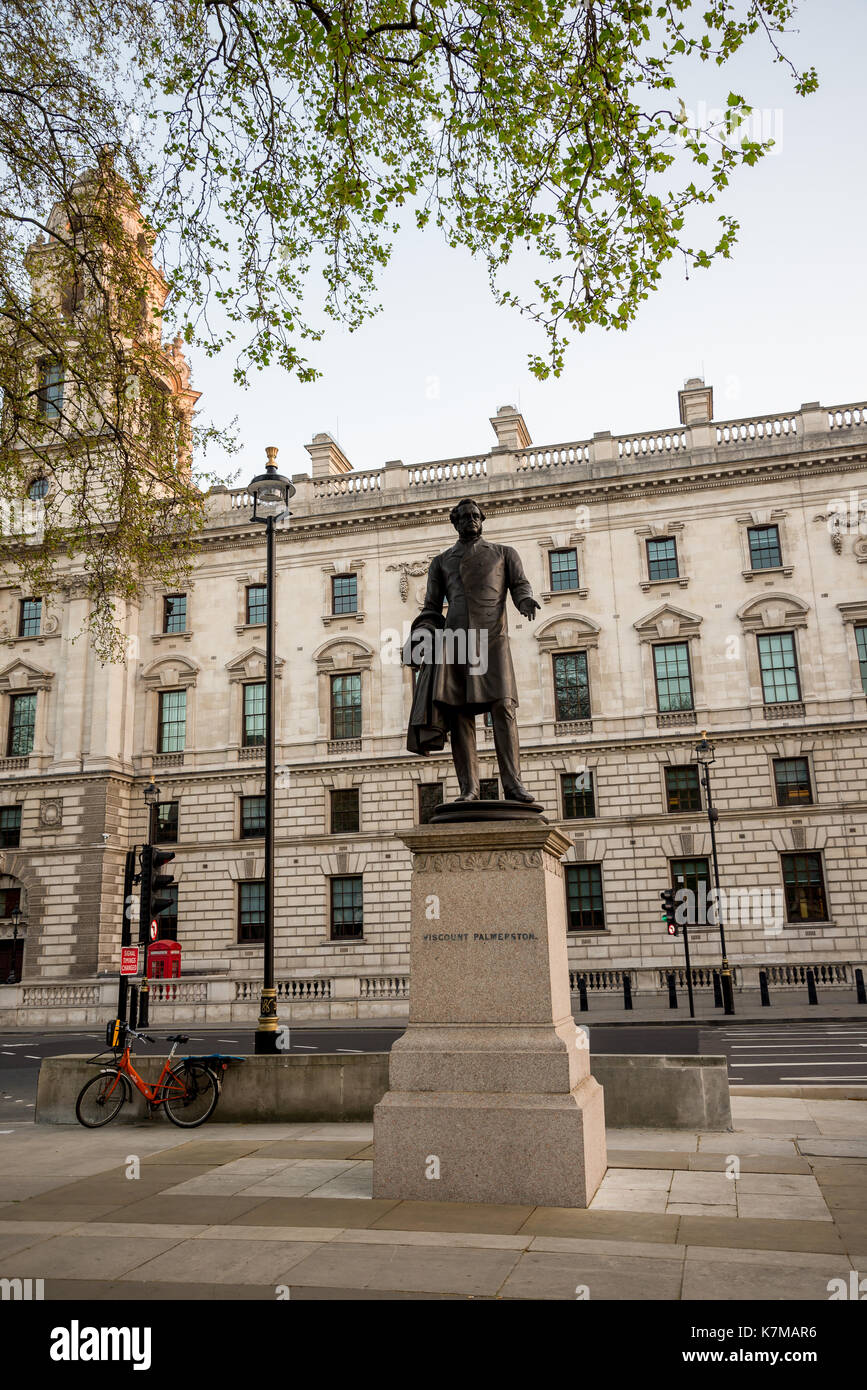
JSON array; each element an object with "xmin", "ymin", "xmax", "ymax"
[{"xmin": 430, "ymin": 798, "xmax": 546, "ymax": 824}]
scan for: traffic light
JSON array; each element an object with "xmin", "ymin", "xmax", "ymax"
[
  {"xmin": 139, "ymin": 844, "xmax": 176, "ymax": 943},
  {"xmin": 660, "ymin": 887, "xmax": 677, "ymax": 936}
]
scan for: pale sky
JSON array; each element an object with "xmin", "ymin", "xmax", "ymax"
[{"xmin": 189, "ymin": 1, "xmax": 866, "ymax": 486}]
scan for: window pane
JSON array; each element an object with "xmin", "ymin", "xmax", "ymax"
[
  {"xmin": 670, "ymin": 857, "xmax": 711, "ymax": 904},
  {"xmin": 748, "ymin": 525, "xmax": 782, "ymax": 569},
  {"xmin": 332, "ymin": 575, "xmax": 358, "ymax": 614},
  {"xmin": 331, "ymin": 673, "xmax": 362, "ymax": 739},
  {"xmin": 28, "ymin": 477, "xmax": 48, "ymax": 501},
  {"xmin": 241, "ymin": 796, "xmax": 265, "ymax": 838},
  {"xmin": 647, "ymin": 537, "xmax": 678, "ymax": 582},
  {"xmin": 480, "ymin": 778, "xmax": 499, "ymax": 800},
  {"xmin": 0, "ymin": 886, "xmax": 21, "ymax": 917},
  {"xmin": 782, "ymin": 853, "xmax": 828, "ymax": 922},
  {"xmin": 246, "ymin": 585, "xmax": 267, "ymax": 625},
  {"xmin": 0, "ymin": 806, "xmax": 22, "ymax": 848},
  {"xmin": 665, "ymin": 766, "xmax": 701, "ymax": 813},
  {"xmin": 153, "ymin": 801, "xmax": 179, "ymax": 843},
  {"xmin": 562, "ymin": 772, "xmax": 595, "ymax": 819},
  {"xmin": 37, "ymin": 359, "xmax": 64, "ymax": 420},
  {"xmin": 757, "ymin": 632, "xmax": 800, "ymax": 703},
  {"xmin": 653, "ymin": 643, "xmax": 693, "ymax": 711},
  {"xmin": 19, "ymin": 598, "xmax": 41, "ymax": 637},
  {"xmin": 565, "ymin": 864, "xmax": 604, "ymax": 930},
  {"xmin": 856, "ymin": 626, "xmax": 867, "ymax": 696},
  {"xmin": 243, "ymin": 682, "xmax": 266, "ymax": 746},
  {"xmin": 158, "ymin": 884, "xmax": 179, "ymax": 941},
  {"xmin": 553, "ymin": 651, "xmax": 590, "ymax": 720},
  {"xmin": 158, "ymin": 689, "xmax": 186, "ymax": 752},
  {"xmin": 773, "ymin": 757, "xmax": 812, "ymax": 806},
  {"xmin": 239, "ymin": 881, "xmax": 265, "ymax": 941},
  {"xmin": 549, "ymin": 549, "xmax": 579, "ymax": 591},
  {"xmin": 330, "ymin": 788, "xmax": 360, "ymax": 833},
  {"xmin": 418, "ymin": 783, "xmax": 444, "ymax": 824},
  {"xmin": 331, "ymin": 875, "xmax": 363, "ymax": 939},
  {"xmin": 163, "ymin": 594, "xmax": 186, "ymax": 633},
  {"xmin": 8, "ymin": 693, "xmax": 36, "ymax": 755}
]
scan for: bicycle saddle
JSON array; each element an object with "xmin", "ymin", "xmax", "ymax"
[{"xmin": 166, "ymin": 1033, "xmax": 190, "ymax": 1043}]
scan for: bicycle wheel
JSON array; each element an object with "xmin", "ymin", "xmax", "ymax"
[
  {"xmin": 75, "ymin": 1070, "xmax": 128, "ymax": 1128},
  {"xmin": 162, "ymin": 1064, "xmax": 219, "ymax": 1127}
]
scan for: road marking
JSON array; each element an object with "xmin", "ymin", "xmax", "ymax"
[
  {"xmin": 734, "ymin": 1060, "xmax": 867, "ymax": 1067},
  {"xmin": 781, "ymin": 1075, "xmax": 867, "ymax": 1082},
  {"xmin": 25, "ymin": 1055, "xmax": 40, "ymax": 1060},
  {"xmin": 293, "ymin": 1045, "xmax": 317, "ymax": 1049},
  {"xmin": 336, "ymin": 1049, "xmax": 363, "ymax": 1054}
]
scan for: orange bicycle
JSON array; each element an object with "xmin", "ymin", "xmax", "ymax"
[{"xmin": 76, "ymin": 1028, "xmax": 221, "ymax": 1128}]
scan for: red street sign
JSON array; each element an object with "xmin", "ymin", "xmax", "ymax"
[
  {"xmin": 120, "ymin": 946, "xmax": 140, "ymax": 976},
  {"xmin": 149, "ymin": 920, "xmax": 159, "ymax": 942}
]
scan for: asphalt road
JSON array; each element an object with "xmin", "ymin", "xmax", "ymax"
[{"xmin": 2, "ymin": 1019, "xmax": 866, "ymax": 1123}]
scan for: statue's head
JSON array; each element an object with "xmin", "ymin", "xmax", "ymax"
[{"xmin": 449, "ymin": 497, "xmax": 485, "ymax": 540}]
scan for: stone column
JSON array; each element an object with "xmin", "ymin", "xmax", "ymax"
[{"xmin": 373, "ymin": 820, "xmax": 607, "ymax": 1207}]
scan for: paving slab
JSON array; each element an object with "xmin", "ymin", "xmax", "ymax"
[
  {"xmin": 607, "ymin": 1150, "xmax": 690, "ymax": 1170},
  {"xmin": 121, "ymin": 1236, "xmax": 320, "ymax": 1285},
  {"xmin": 736, "ymin": 1194, "xmax": 831, "ymax": 1222},
  {"xmin": 734, "ymin": 1173, "xmax": 824, "ymax": 1196},
  {"xmin": 798, "ymin": 1139, "xmax": 867, "ymax": 1158},
  {"xmin": 518, "ymin": 1208, "xmax": 680, "ymax": 1244},
  {"xmin": 670, "ymin": 1171, "xmax": 737, "ymax": 1205},
  {"xmin": 688, "ymin": 1154, "xmax": 812, "ymax": 1174},
  {"xmin": 605, "ymin": 1129, "xmax": 700, "ymax": 1152},
  {"xmin": 251, "ymin": 1141, "xmax": 373, "ymax": 1160},
  {"xmin": 676, "ymin": 1214, "xmax": 844, "ymax": 1254},
  {"xmin": 278, "ymin": 1241, "xmax": 522, "ymax": 1297},
  {"xmin": 371, "ymin": 1201, "xmax": 534, "ymax": 1235},
  {"xmin": 681, "ymin": 1252, "xmax": 852, "ymax": 1300},
  {"xmin": 595, "ymin": 1168, "xmax": 673, "ymax": 1191},
  {"xmin": 227, "ymin": 1198, "xmax": 400, "ymax": 1229},
  {"xmin": 106, "ymin": 1194, "xmax": 268, "ymax": 1225},
  {"xmin": 666, "ymin": 1204, "xmax": 739, "ymax": 1219},
  {"xmin": 7, "ymin": 1233, "xmax": 186, "ymax": 1280},
  {"xmin": 698, "ymin": 1135, "xmax": 798, "ymax": 1156},
  {"xmin": 337, "ymin": 1228, "xmax": 531, "ymax": 1251},
  {"xmin": 499, "ymin": 1250, "xmax": 684, "ymax": 1301},
  {"xmin": 41, "ymin": 1279, "xmax": 278, "ymax": 1300},
  {"xmin": 589, "ymin": 1189, "xmax": 670, "ymax": 1214}
]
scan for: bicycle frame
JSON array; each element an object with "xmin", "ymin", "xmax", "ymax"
[{"xmin": 106, "ymin": 1035, "xmax": 191, "ymax": 1107}]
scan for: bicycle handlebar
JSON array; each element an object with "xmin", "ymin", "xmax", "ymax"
[{"xmin": 124, "ymin": 1028, "xmax": 155, "ymax": 1044}]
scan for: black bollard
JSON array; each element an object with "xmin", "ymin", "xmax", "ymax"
[
  {"xmin": 138, "ymin": 981, "xmax": 150, "ymax": 1028},
  {"xmin": 578, "ymin": 975, "xmax": 589, "ymax": 1012},
  {"xmin": 759, "ymin": 970, "xmax": 771, "ymax": 1007},
  {"xmin": 806, "ymin": 968, "xmax": 818, "ymax": 1006},
  {"xmin": 128, "ymin": 984, "xmax": 138, "ymax": 1031},
  {"xmin": 667, "ymin": 972, "xmax": 678, "ymax": 1009},
  {"xmin": 712, "ymin": 971, "xmax": 722, "ymax": 1008},
  {"xmin": 856, "ymin": 968, "xmax": 866, "ymax": 1006},
  {"xmin": 623, "ymin": 974, "xmax": 633, "ymax": 1011}
]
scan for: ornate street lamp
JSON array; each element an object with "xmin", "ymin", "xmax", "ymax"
[
  {"xmin": 143, "ymin": 775, "xmax": 160, "ymax": 838},
  {"xmin": 249, "ymin": 447, "xmax": 295, "ymax": 1054},
  {"xmin": 7, "ymin": 904, "xmax": 24, "ymax": 984},
  {"xmin": 694, "ymin": 732, "xmax": 735, "ymax": 1015}
]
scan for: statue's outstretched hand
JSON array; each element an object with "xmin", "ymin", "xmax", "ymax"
[{"xmin": 518, "ymin": 598, "xmax": 541, "ymax": 620}]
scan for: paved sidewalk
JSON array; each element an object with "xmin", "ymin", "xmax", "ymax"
[{"xmin": 0, "ymin": 1096, "xmax": 865, "ymax": 1300}]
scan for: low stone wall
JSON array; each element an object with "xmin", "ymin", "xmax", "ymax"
[{"xmin": 36, "ymin": 1051, "xmax": 731, "ymax": 1130}]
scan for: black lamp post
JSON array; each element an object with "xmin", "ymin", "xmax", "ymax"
[
  {"xmin": 249, "ymin": 447, "xmax": 295, "ymax": 1054},
  {"xmin": 694, "ymin": 731, "xmax": 735, "ymax": 1016},
  {"xmin": 7, "ymin": 905, "xmax": 24, "ymax": 984},
  {"xmin": 143, "ymin": 775, "xmax": 160, "ymax": 836}
]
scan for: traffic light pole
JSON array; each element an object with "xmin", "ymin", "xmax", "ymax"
[
  {"xmin": 117, "ymin": 846, "xmax": 137, "ymax": 1026},
  {"xmin": 700, "ymin": 763, "xmax": 735, "ymax": 1016},
  {"xmin": 679, "ymin": 892, "xmax": 696, "ymax": 1020}
]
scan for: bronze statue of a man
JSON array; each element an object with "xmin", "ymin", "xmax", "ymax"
[{"xmin": 405, "ymin": 497, "xmax": 540, "ymax": 803}]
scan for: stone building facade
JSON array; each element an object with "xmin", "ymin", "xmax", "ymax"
[{"xmin": 2, "ymin": 368, "xmax": 867, "ymax": 1022}]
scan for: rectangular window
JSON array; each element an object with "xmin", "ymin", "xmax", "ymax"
[
  {"xmin": 549, "ymin": 549, "xmax": 579, "ymax": 592},
  {"xmin": 773, "ymin": 757, "xmax": 812, "ymax": 807},
  {"xmin": 0, "ymin": 806, "xmax": 22, "ymax": 848},
  {"xmin": 653, "ymin": 642, "xmax": 694, "ymax": 712},
  {"xmin": 243, "ymin": 682, "xmax": 266, "ymax": 746},
  {"xmin": 37, "ymin": 359, "xmax": 64, "ymax": 420},
  {"xmin": 18, "ymin": 598, "xmax": 41, "ymax": 637},
  {"xmin": 331, "ymin": 673, "xmax": 362, "ymax": 740},
  {"xmin": 418, "ymin": 783, "xmax": 444, "ymax": 824},
  {"xmin": 7, "ymin": 692, "xmax": 36, "ymax": 756},
  {"xmin": 757, "ymin": 632, "xmax": 800, "ymax": 704},
  {"xmin": 238, "ymin": 881, "xmax": 265, "ymax": 942},
  {"xmin": 782, "ymin": 852, "xmax": 828, "ymax": 922},
  {"xmin": 330, "ymin": 788, "xmax": 360, "ymax": 834},
  {"xmin": 670, "ymin": 857, "xmax": 711, "ymax": 904},
  {"xmin": 158, "ymin": 884, "xmax": 179, "ymax": 942},
  {"xmin": 561, "ymin": 772, "xmax": 595, "ymax": 819},
  {"xmin": 565, "ymin": 864, "xmax": 605, "ymax": 930},
  {"xmin": 163, "ymin": 594, "xmax": 187, "ymax": 633},
  {"xmin": 246, "ymin": 584, "xmax": 267, "ymax": 626},
  {"xmin": 157, "ymin": 689, "xmax": 186, "ymax": 753},
  {"xmin": 480, "ymin": 777, "xmax": 499, "ymax": 801},
  {"xmin": 855, "ymin": 626, "xmax": 867, "ymax": 696},
  {"xmin": 332, "ymin": 574, "xmax": 358, "ymax": 615},
  {"xmin": 0, "ymin": 885, "xmax": 21, "ymax": 918},
  {"xmin": 331, "ymin": 875, "xmax": 363, "ymax": 940},
  {"xmin": 553, "ymin": 651, "xmax": 591, "ymax": 721},
  {"xmin": 151, "ymin": 801, "xmax": 179, "ymax": 843},
  {"xmin": 240, "ymin": 795, "xmax": 265, "ymax": 839},
  {"xmin": 665, "ymin": 766, "xmax": 702, "ymax": 814},
  {"xmin": 748, "ymin": 525, "xmax": 782, "ymax": 570},
  {"xmin": 646, "ymin": 537, "xmax": 679, "ymax": 582}
]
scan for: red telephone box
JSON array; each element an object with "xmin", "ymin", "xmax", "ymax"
[{"xmin": 146, "ymin": 940, "xmax": 182, "ymax": 980}]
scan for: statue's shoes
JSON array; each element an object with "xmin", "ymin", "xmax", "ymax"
[
  {"xmin": 503, "ymin": 785, "xmax": 535, "ymax": 803},
  {"xmin": 455, "ymin": 792, "xmax": 480, "ymax": 802}
]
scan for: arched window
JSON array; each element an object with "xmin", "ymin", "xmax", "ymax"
[{"xmin": 28, "ymin": 477, "xmax": 48, "ymax": 501}]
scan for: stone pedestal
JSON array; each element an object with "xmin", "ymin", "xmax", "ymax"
[{"xmin": 373, "ymin": 821, "xmax": 607, "ymax": 1207}]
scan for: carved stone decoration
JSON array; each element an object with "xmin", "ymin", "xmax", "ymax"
[
  {"xmin": 39, "ymin": 798, "xmax": 63, "ymax": 829},
  {"xmin": 386, "ymin": 560, "xmax": 430, "ymax": 602},
  {"xmin": 414, "ymin": 849, "xmax": 544, "ymax": 872}
]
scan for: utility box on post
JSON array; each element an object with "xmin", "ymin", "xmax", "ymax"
[{"xmin": 146, "ymin": 940, "xmax": 182, "ymax": 980}]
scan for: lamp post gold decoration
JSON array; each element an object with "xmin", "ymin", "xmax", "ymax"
[
  {"xmin": 694, "ymin": 731, "xmax": 735, "ymax": 1016},
  {"xmin": 248, "ymin": 447, "xmax": 295, "ymax": 1054}
]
